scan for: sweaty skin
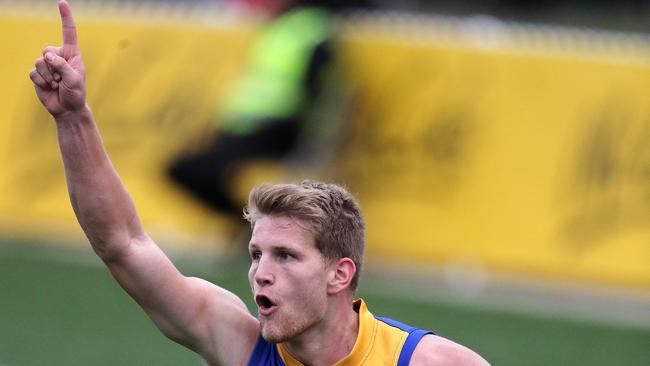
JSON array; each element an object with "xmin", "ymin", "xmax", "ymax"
[{"xmin": 29, "ymin": 2, "xmax": 490, "ymax": 365}]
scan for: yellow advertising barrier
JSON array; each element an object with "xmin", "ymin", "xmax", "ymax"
[
  {"xmin": 333, "ymin": 17, "xmax": 650, "ymax": 289},
  {"xmin": 1, "ymin": 5, "xmax": 649, "ymax": 288}
]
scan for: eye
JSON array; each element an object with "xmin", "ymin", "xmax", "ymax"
[
  {"xmin": 250, "ymin": 250, "xmax": 261, "ymax": 261},
  {"xmin": 278, "ymin": 251, "xmax": 293, "ymax": 261}
]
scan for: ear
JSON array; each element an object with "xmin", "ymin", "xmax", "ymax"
[{"xmin": 327, "ymin": 258, "xmax": 356, "ymax": 295}]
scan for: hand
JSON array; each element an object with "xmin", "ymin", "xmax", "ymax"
[{"xmin": 29, "ymin": 0, "xmax": 86, "ymax": 118}]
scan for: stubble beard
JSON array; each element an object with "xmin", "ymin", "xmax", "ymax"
[
  {"xmin": 259, "ymin": 301, "xmax": 324, "ymax": 344},
  {"xmin": 260, "ymin": 317, "xmax": 302, "ymax": 343},
  {"xmin": 260, "ymin": 308, "xmax": 309, "ymax": 343}
]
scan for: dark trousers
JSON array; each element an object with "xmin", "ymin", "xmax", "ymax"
[{"xmin": 168, "ymin": 119, "xmax": 299, "ymax": 217}]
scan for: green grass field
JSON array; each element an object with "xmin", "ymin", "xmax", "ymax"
[{"xmin": 1, "ymin": 239, "xmax": 648, "ymax": 366}]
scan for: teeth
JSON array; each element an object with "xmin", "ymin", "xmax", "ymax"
[{"xmin": 256, "ymin": 295, "xmax": 272, "ymax": 308}]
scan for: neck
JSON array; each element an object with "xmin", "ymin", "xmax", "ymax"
[{"xmin": 282, "ymin": 295, "xmax": 359, "ymax": 366}]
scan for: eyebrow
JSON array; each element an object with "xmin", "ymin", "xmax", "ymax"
[
  {"xmin": 272, "ymin": 246, "xmax": 295, "ymax": 253},
  {"xmin": 248, "ymin": 244, "xmax": 297, "ymax": 253}
]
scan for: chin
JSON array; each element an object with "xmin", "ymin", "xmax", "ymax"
[
  {"xmin": 260, "ymin": 318, "xmax": 306, "ymax": 344},
  {"xmin": 261, "ymin": 330, "xmax": 285, "ymax": 344},
  {"xmin": 261, "ymin": 325, "xmax": 292, "ymax": 344}
]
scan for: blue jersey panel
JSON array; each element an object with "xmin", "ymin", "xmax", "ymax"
[{"xmin": 247, "ymin": 335, "xmax": 286, "ymax": 366}]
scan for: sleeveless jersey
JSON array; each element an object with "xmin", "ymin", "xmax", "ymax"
[{"xmin": 246, "ymin": 299, "xmax": 434, "ymax": 365}]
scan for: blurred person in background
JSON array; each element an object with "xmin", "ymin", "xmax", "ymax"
[
  {"xmin": 168, "ymin": 0, "xmax": 359, "ymax": 230},
  {"xmin": 29, "ymin": 2, "xmax": 490, "ymax": 364}
]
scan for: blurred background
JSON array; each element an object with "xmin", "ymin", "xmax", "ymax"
[{"xmin": 1, "ymin": 0, "xmax": 649, "ymax": 365}]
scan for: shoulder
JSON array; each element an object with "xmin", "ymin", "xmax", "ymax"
[{"xmin": 409, "ymin": 334, "xmax": 491, "ymax": 366}]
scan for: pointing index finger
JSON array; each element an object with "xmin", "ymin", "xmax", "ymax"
[{"xmin": 59, "ymin": 0, "xmax": 78, "ymax": 47}]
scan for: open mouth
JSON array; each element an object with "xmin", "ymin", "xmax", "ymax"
[{"xmin": 255, "ymin": 295, "xmax": 277, "ymax": 316}]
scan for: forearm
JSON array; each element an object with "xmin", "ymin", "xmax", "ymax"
[{"xmin": 55, "ymin": 105, "xmax": 143, "ymax": 260}]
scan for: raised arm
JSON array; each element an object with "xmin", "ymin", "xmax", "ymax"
[{"xmin": 28, "ymin": 2, "xmax": 258, "ymax": 364}]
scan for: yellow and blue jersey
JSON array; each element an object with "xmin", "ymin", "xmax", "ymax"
[{"xmin": 247, "ymin": 299, "xmax": 434, "ymax": 365}]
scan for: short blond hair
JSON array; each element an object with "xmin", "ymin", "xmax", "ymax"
[{"xmin": 244, "ymin": 181, "xmax": 365, "ymax": 291}]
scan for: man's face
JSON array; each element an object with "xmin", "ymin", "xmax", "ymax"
[{"xmin": 248, "ymin": 215, "xmax": 331, "ymax": 343}]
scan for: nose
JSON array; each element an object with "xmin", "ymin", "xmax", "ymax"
[{"xmin": 253, "ymin": 256, "xmax": 274, "ymax": 287}]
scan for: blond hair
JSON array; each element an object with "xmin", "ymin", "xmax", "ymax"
[{"xmin": 244, "ymin": 181, "xmax": 365, "ymax": 291}]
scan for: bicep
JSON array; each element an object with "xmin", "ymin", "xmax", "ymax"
[{"xmin": 103, "ymin": 235, "xmax": 259, "ymax": 361}]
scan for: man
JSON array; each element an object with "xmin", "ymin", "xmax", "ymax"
[{"xmin": 29, "ymin": 1, "xmax": 490, "ymax": 365}]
